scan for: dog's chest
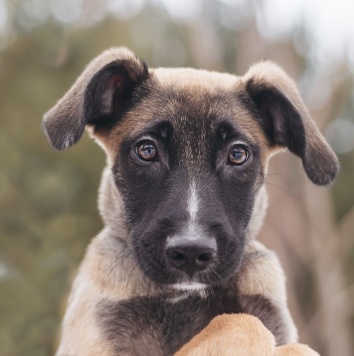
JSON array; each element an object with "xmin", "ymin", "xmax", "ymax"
[{"xmin": 97, "ymin": 288, "xmax": 242, "ymax": 356}]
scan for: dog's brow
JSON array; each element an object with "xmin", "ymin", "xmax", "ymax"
[
  {"xmin": 217, "ymin": 120, "xmax": 248, "ymax": 142},
  {"xmin": 217, "ymin": 122, "xmax": 260, "ymax": 153},
  {"xmin": 139, "ymin": 119, "xmax": 172, "ymax": 138},
  {"xmin": 121, "ymin": 120, "xmax": 172, "ymax": 149}
]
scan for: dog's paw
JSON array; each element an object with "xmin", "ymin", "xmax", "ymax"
[
  {"xmin": 275, "ymin": 344, "xmax": 320, "ymax": 356},
  {"xmin": 175, "ymin": 314, "xmax": 319, "ymax": 356},
  {"xmin": 175, "ymin": 313, "xmax": 276, "ymax": 356}
]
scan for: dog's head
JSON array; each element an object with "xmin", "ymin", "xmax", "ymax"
[{"xmin": 43, "ymin": 47, "xmax": 338, "ymax": 290}]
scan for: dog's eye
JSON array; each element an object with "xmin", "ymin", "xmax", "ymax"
[
  {"xmin": 135, "ymin": 141, "xmax": 158, "ymax": 161},
  {"xmin": 228, "ymin": 145, "xmax": 249, "ymax": 166}
]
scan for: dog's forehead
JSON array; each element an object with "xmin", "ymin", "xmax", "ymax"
[
  {"xmin": 152, "ymin": 68, "xmax": 264, "ymax": 141},
  {"xmin": 152, "ymin": 67, "xmax": 238, "ymax": 89},
  {"xmin": 147, "ymin": 68, "xmax": 259, "ymax": 133},
  {"xmin": 101, "ymin": 67, "xmax": 267, "ymax": 158}
]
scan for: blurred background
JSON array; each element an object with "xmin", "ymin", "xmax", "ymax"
[{"xmin": 0, "ymin": 0, "xmax": 353, "ymax": 355}]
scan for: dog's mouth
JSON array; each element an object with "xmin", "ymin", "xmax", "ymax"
[
  {"xmin": 170, "ymin": 282, "xmax": 208, "ymax": 292},
  {"xmin": 130, "ymin": 212, "xmax": 246, "ymax": 288},
  {"xmin": 133, "ymin": 233, "xmax": 244, "ymax": 288},
  {"xmin": 166, "ymin": 282, "xmax": 210, "ymax": 300}
]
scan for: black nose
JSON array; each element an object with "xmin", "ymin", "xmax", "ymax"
[{"xmin": 165, "ymin": 238, "xmax": 216, "ymax": 277}]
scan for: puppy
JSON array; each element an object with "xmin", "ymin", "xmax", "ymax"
[{"xmin": 42, "ymin": 47, "xmax": 338, "ymax": 356}]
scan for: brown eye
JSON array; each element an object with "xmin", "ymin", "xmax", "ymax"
[
  {"xmin": 228, "ymin": 145, "xmax": 249, "ymax": 166},
  {"xmin": 136, "ymin": 141, "xmax": 158, "ymax": 161}
]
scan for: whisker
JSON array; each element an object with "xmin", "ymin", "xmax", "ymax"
[
  {"xmin": 265, "ymin": 180, "xmax": 292, "ymax": 194},
  {"xmin": 101, "ymin": 245, "xmax": 135, "ymax": 293},
  {"xmin": 264, "ymin": 171, "xmax": 287, "ymax": 176}
]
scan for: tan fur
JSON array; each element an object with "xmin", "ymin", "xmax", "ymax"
[
  {"xmin": 275, "ymin": 344, "xmax": 320, "ymax": 356},
  {"xmin": 238, "ymin": 240, "xmax": 298, "ymax": 341},
  {"xmin": 175, "ymin": 314, "xmax": 319, "ymax": 356},
  {"xmin": 175, "ymin": 314, "xmax": 276, "ymax": 356},
  {"xmin": 41, "ymin": 47, "xmax": 336, "ymax": 355}
]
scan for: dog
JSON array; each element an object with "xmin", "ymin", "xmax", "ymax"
[{"xmin": 42, "ymin": 47, "xmax": 338, "ymax": 355}]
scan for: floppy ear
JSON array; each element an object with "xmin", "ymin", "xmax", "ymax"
[
  {"xmin": 242, "ymin": 61, "xmax": 339, "ymax": 186},
  {"xmin": 42, "ymin": 47, "xmax": 149, "ymax": 150}
]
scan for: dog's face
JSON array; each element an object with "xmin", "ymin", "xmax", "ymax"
[
  {"xmin": 112, "ymin": 77, "xmax": 267, "ymax": 286},
  {"xmin": 42, "ymin": 48, "xmax": 339, "ymax": 289}
]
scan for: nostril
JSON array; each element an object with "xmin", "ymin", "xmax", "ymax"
[
  {"xmin": 173, "ymin": 252, "xmax": 185, "ymax": 261},
  {"xmin": 197, "ymin": 252, "xmax": 212, "ymax": 263},
  {"xmin": 172, "ymin": 251, "xmax": 185, "ymax": 263},
  {"xmin": 166, "ymin": 248, "xmax": 187, "ymax": 267},
  {"xmin": 196, "ymin": 251, "xmax": 214, "ymax": 269}
]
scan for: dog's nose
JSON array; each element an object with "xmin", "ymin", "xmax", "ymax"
[{"xmin": 165, "ymin": 238, "xmax": 216, "ymax": 277}]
